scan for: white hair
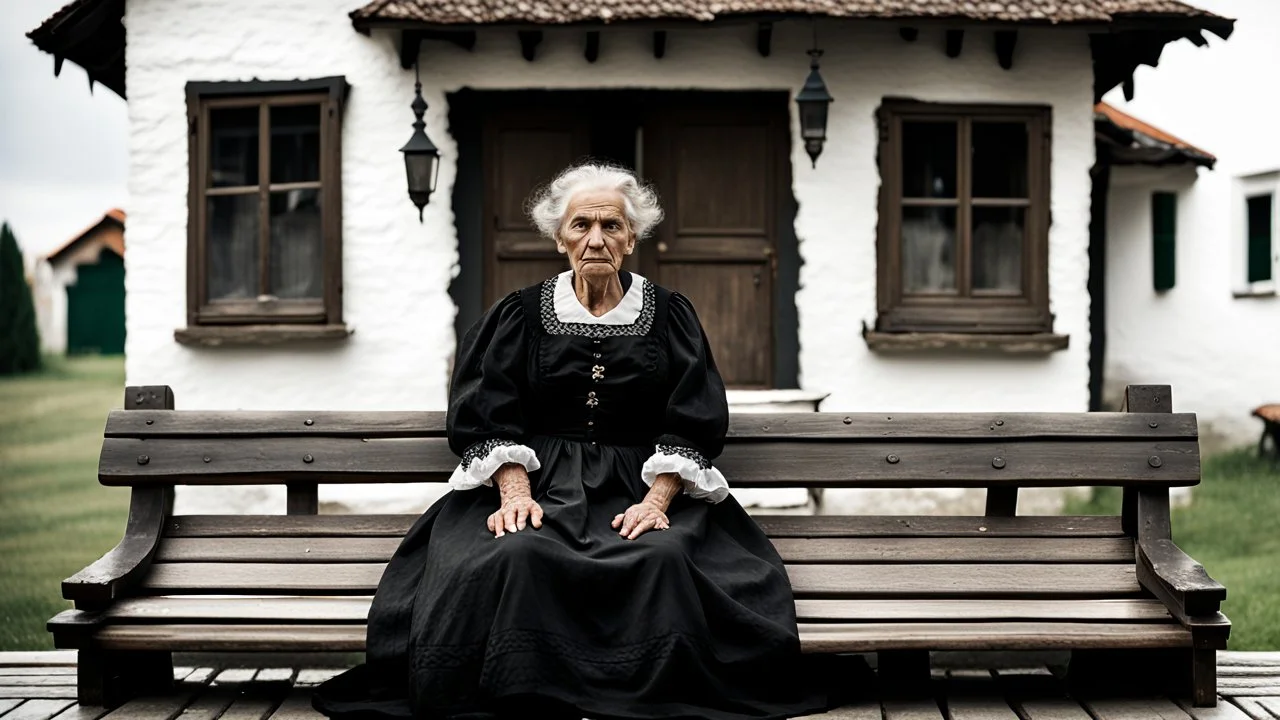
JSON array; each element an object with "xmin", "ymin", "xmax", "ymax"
[{"xmin": 527, "ymin": 163, "xmax": 664, "ymax": 242}]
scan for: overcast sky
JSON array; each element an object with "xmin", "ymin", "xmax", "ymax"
[{"xmin": 0, "ymin": 2, "xmax": 128, "ymax": 269}]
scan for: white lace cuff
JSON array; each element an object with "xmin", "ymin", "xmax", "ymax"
[
  {"xmin": 640, "ymin": 444, "xmax": 730, "ymax": 504},
  {"xmin": 449, "ymin": 439, "xmax": 540, "ymax": 491}
]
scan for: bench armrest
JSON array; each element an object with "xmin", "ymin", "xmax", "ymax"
[
  {"xmin": 1137, "ymin": 538, "xmax": 1226, "ymax": 622},
  {"xmin": 63, "ymin": 487, "xmax": 169, "ymax": 607}
]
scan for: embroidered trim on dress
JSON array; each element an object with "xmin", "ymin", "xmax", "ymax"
[
  {"xmin": 655, "ymin": 443, "xmax": 711, "ymax": 469},
  {"xmin": 461, "ymin": 438, "xmax": 517, "ymax": 468},
  {"xmin": 539, "ymin": 276, "xmax": 656, "ymax": 337}
]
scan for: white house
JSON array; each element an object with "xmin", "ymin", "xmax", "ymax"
[
  {"xmin": 32, "ymin": 209, "xmax": 127, "ymax": 356},
  {"xmin": 28, "ymin": 0, "xmax": 1234, "ymax": 513},
  {"xmin": 1095, "ymin": 0, "xmax": 1280, "ymax": 451}
]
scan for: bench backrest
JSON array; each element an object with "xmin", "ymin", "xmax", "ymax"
[{"xmin": 100, "ymin": 385, "xmax": 1199, "ymax": 517}]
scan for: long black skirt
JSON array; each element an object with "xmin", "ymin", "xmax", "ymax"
[{"xmin": 312, "ymin": 437, "xmax": 860, "ymax": 719}]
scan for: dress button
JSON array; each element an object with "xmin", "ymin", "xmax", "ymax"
[
  {"xmin": 593, "ymin": 353, "xmax": 601, "ymax": 359},
  {"xmin": 587, "ymin": 391, "xmax": 597, "ymax": 398},
  {"xmin": 588, "ymin": 421, "xmax": 594, "ymax": 426}
]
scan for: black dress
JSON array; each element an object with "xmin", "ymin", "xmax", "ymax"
[{"xmin": 313, "ymin": 272, "xmax": 849, "ymax": 720}]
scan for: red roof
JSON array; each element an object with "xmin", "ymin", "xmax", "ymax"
[
  {"xmin": 1095, "ymin": 101, "xmax": 1215, "ymax": 164},
  {"xmin": 45, "ymin": 208, "xmax": 125, "ymax": 264}
]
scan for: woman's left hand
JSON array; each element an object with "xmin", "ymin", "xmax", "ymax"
[{"xmin": 612, "ymin": 501, "xmax": 670, "ymax": 540}]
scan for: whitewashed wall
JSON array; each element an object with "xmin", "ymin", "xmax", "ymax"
[
  {"xmin": 1103, "ymin": 0, "xmax": 1280, "ymax": 451},
  {"xmin": 122, "ymin": 0, "xmax": 1096, "ymax": 512}
]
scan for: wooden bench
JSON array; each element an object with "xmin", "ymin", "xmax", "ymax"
[{"xmin": 49, "ymin": 384, "xmax": 1230, "ymax": 708}]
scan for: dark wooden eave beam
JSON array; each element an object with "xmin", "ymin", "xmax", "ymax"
[
  {"xmin": 584, "ymin": 31, "xmax": 600, "ymax": 62},
  {"xmin": 519, "ymin": 30, "xmax": 542, "ymax": 61},
  {"xmin": 400, "ymin": 29, "xmax": 477, "ymax": 67},
  {"xmin": 653, "ymin": 30, "xmax": 667, "ymax": 59},
  {"xmin": 899, "ymin": 27, "xmax": 918, "ymax": 42},
  {"xmin": 994, "ymin": 30, "xmax": 1017, "ymax": 70},
  {"xmin": 399, "ymin": 29, "xmax": 422, "ymax": 69},
  {"xmin": 757, "ymin": 22, "xmax": 772, "ymax": 57},
  {"xmin": 945, "ymin": 29, "xmax": 964, "ymax": 58}
]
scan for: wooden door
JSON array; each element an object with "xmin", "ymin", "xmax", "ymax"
[
  {"xmin": 482, "ymin": 112, "xmax": 589, "ymax": 309},
  {"xmin": 643, "ymin": 102, "xmax": 785, "ymax": 389}
]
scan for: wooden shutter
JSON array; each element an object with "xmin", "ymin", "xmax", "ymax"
[{"xmin": 1151, "ymin": 192, "xmax": 1176, "ymax": 292}]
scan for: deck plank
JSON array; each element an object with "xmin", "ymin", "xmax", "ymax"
[
  {"xmin": 99, "ymin": 693, "xmax": 195, "ymax": 720},
  {"xmin": 0, "ymin": 678, "xmax": 76, "ymax": 688},
  {"xmin": 883, "ymin": 699, "xmax": 945, "ymax": 720},
  {"xmin": 1220, "ymin": 654, "xmax": 1280, "ymax": 667},
  {"xmin": 1085, "ymin": 698, "xmax": 1194, "ymax": 719},
  {"xmin": 1174, "ymin": 697, "xmax": 1254, "ymax": 719},
  {"xmin": 1016, "ymin": 699, "xmax": 1094, "ymax": 720},
  {"xmin": 1227, "ymin": 698, "xmax": 1278, "ymax": 720},
  {"xmin": 0, "ymin": 671, "xmax": 75, "ymax": 678},
  {"xmin": 266, "ymin": 689, "xmax": 324, "ymax": 720},
  {"xmin": 293, "ymin": 670, "xmax": 341, "ymax": 687},
  {"xmin": 167, "ymin": 690, "xmax": 234, "ymax": 720},
  {"xmin": 48, "ymin": 705, "xmax": 110, "ymax": 720},
  {"xmin": 0, "ymin": 656, "xmax": 74, "ymax": 669},
  {"xmin": 946, "ymin": 696, "xmax": 1019, "ymax": 719},
  {"xmin": 0, "ymin": 689, "xmax": 75, "ymax": 701},
  {"xmin": 215, "ymin": 695, "xmax": 279, "ymax": 720},
  {"xmin": 1, "ymin": 700, "xmax": 75, "ymax": 720}
]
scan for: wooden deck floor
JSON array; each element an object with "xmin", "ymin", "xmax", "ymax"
[{"xmin": 1, "ymin": 651, "xmax": 1278, "ymax": 719}]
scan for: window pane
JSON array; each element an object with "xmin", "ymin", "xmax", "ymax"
[
  {"xmin": 209, "ymin": 107, "xmax": 259, "ymax": 188},
  {"xmin": 902, "ymin": 206, "xmax": 957, "ymax": 293},
  {"xmin": 1247, "ymin": 194, "xmax": 1273, "ymax": 283},
  {"xmin": 973, "ymin": 207, "xmax": 1024, "ymax": 292},
  {"xmin": 902, "ymin": 121, "xmax": 957, "ymax": 198},
  {"xmin": 270, "ymin": 104, "xmax": 322, "ymax": 184},
  {"xmin": 207, "ymin": 194, "xmax": 260, "ymax": 300},
  {"xmin": 972, "ymin": 122, "xmax": 1028, "ymax": 198},
  {"xmin": 269, "ymin": 189, "xmax": 323, "ymax": 299}
]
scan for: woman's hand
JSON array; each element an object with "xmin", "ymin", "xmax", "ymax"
[
  {"xmin": 612, "ymin": 501, "xmax": 669, "ymax": 540},
  {"xmin": 487, "ymin": 495, "xmax": 544, "ymax": 538},
  {"xmin": 489, "ymin": 463, "xmax": 543, "ymax": 538},
  {"xmin": 613, "ymin": 472, "xmax": 680, "ymax": 540}
]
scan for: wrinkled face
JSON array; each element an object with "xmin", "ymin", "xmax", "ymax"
[{"xmin": 557, "ymin": 188, "xmax": 635, "ymax": 279}]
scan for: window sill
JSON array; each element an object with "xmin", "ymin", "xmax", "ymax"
[
  {"xmin": 174, "ymin": 324, "xmax": 352, "ymax": 347},
  {"xmin": 1233, "ymin": 289, "xmax": 1276, "ymax": 299},
  {"xmin": 864, "ymin": 331, "xmax": 1069, "ymax": 354}
]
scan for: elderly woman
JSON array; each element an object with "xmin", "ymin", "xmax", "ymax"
[{"xmin": 314, "ymin": 164, "xmax": 845, "ymax": 720}]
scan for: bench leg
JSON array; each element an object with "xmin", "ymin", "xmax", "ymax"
[
  {"xmin": 877, "ymin": 650, "xmax": 929, "ymax": 697},
  {"xmin": 1192, "ymin": 648, "xmax": 1217, "ymax": 707},
  {"xmin": 79, "ymin": 648, "xmax": 173, "ymax": 707}
]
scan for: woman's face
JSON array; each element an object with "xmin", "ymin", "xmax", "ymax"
[{"xmin": 557, "ymin": 188, "xmax": 635, "ymax": 280}]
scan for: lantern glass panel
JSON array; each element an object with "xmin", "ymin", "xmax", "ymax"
[{"xmin": 800, "ymin": 102, "xmax": 828, "ymax": 140}]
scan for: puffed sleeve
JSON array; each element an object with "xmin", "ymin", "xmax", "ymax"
[
  {"xmin": 445, "ymin": 292, "xmax": 540, "ymax": 491},
  {"xmin": 640, "ymin": 292, "xmax": 731, "ymax": 503}
]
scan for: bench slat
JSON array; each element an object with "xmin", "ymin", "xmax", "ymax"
[
  {"xmin": 90, "ymin": 621, "xmax": 1190, "ymax": 654},
  {"xmin": 153, "ymin": 536, "xmax": 1134, "ymax": 564},
  {"xmin": 773, "ymin": 538, "xmax": 1134, "ymax": 564},
  {"xmin": 787, "ymin": 564, "xmax": 1140, "ymax": 597},
  {"xmin": 96, "ymin": 596, "xmax": 1174, "ymax": 624},
  {"xmin": 139, "ymin": 562, "xmax": 1140, "ymax": 597},
  {"xmin": 797, "ymin": 622, "xmax": 1191, "ymax": 652},
  {"xmin": 755, "ymin": 515, "xmax": 1126, "ymax": 538},
  {"xmin": 101, "ymin": 437, "xmax": 1200, "ymax": 487},
  {"xmin": 104, "ymin": 409, "xmax": 1198, "ymax": 441},
  {"xmin": 162, "ymin": 514, "xmax": 1128, "ymax": 539},
  {"xmin": 167, "ymin": 515, "xmax": 416, "ymax": 538}
]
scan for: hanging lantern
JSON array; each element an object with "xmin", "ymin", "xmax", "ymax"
[
  {"xmin": 795, "ymin": 48, "xmax": 833, "ymax": 168},
  {"xmin": 400, "ymin": 62, "xmax": 440, "ymax": 221}
]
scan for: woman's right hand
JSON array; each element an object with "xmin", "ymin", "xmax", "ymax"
[{"xmin": 488, "ymin": 463, "xmax": 543, "ymax": 537}]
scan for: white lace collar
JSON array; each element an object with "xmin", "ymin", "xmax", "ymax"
[{"xmin": 553, "ymin": 271, "xmax": 648, "ymax": 326}]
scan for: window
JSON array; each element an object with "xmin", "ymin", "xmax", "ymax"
[
  {"xmin": 1237, "ymin": 173, "xmax": 1278, "ymax": 296},
  {"xmin": 1152, "ymin": 192, "xmax": 1176, "ymax": 292},
  {"xmin": 184, "ymin": 78, "xmax": 347, "ymax": 330},
  {"xmin": 875, "ymin": 100, "xmax": 1052, "ymax": 334}
]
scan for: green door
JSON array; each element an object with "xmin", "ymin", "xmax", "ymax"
[{"xmin": 66, "ymin": 251, "xmax": 125, "ymax": 355}]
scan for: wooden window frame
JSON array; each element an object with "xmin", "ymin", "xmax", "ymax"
[
  {"xmin": 1236, "ymin": 172, "xmax": 1279, "ymax": 298},
  {"xmin": 185, "ymin": 77, "xmax": 347, "ymax": 328},
  {"xmin": 875, "ymin": 99, "xmax": 1053, "ymax": 334}
]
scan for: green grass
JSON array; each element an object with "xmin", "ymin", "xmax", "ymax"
[
  {"xmin": 0, "ymin": 355, "xmax": 130, "ymax": 650},
  {"xmin": 1063, "ymin": 451, "xmax": 1280, "ymax": 650}
]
